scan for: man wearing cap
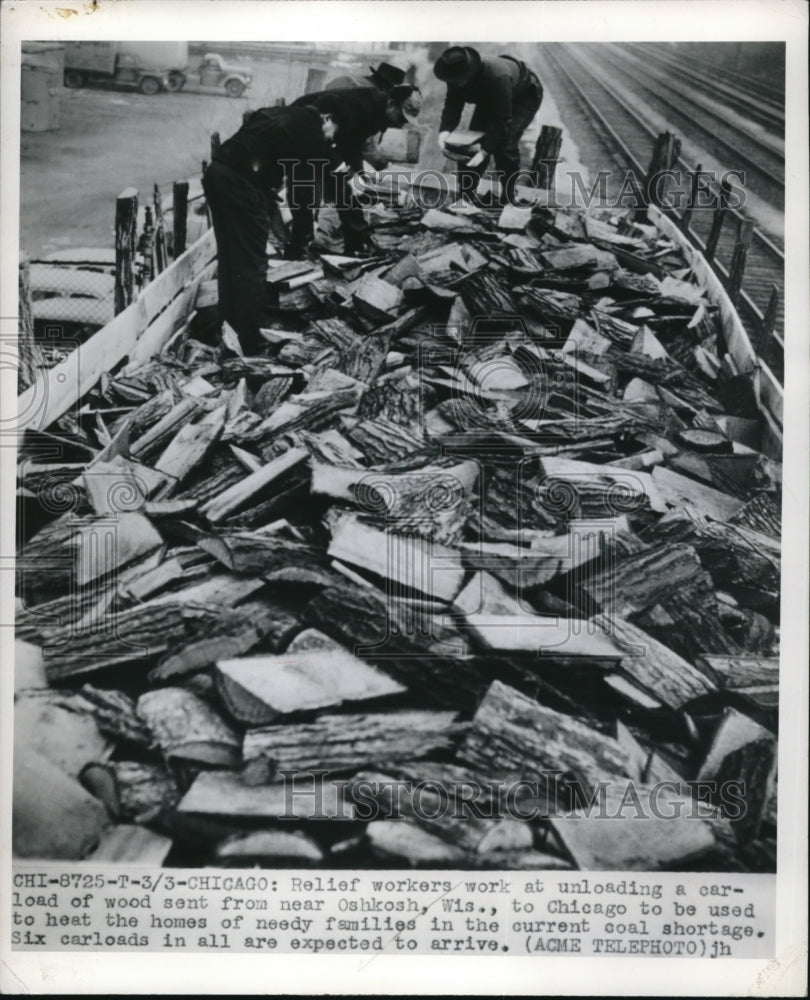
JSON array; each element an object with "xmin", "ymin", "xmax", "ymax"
[
  {"xmin": 201, "ymin": 102, "xmax": 339, "ymax": 352},
  {"xmin": 434, "ymin": 46, "xmax": 543, "ymax": 202},
  {"xmin": 291, "ymin": 84, "xmax": 422, "ymax": 255}
]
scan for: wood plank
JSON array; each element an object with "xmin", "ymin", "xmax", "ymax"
[{"xmin": 16, "ymin": 229, "xmax": 216, "ymax": 441}]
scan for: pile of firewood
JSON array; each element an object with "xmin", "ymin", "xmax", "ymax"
[{"xmin": 14, "ymin": 190, "xmax": 780, "ymax": 872}]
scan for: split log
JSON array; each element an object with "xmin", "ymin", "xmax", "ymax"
[
  {"xmin": 178, "ymin": 771, "xmax": 350, "ymax": 819},
  {"xmin": 328, "ymin": 514, "xmax": 467, "ymax": 603},
  {"xmin": 129, "ymin": 396, "xmax": 201, "ymax": 461},
  {"xmin": 463, "ymin": 613, "xmax": 627, "ymax": 660},
  {"xmin": 74, "ymin": 512, "xmax": 164, "ymax": 586},
  {"xmin": 153, "ymin": 403, "xmax": 227, "ymax": 489},
  {"xmin": 80, "ymin": 760, "xmax": 179, "ymax": 822},
  {"xmin": 579, "ymin": 542, "xmax": 710, "ymax": 619},
  {"xmin": 14, "ymin": 696, "xmax": 111, "ymax": 779},
  {"xmin": 651, "ymin": 465, "xmax": 745, "ymax": 522},
  {"xmin": 82, "ymin": 459, "xmax": 148, "ymax": 514},
  {"xmin": 604, "ymin": 616, "xmax": 717, "ymax": 708},
  {"xmin": 215, "ymin": 646, "xmax": 405, "ymax": 724},
  {"xmin": 200, "ymin": 447, "xmax": 308, "ymax": 523},
  {"xmin": 697, "ymin": 707, "xmax": 777, "ymax": 840},
  {"xmin": 216, "ymin": 830, "xmax": 324, "ymax": 864},
  {"xmin": 549, "ymin": 784, "xmax": 717, "ymax": 871},
  {"xmin": 458, "ymin": 680, "xmax": 631, "ymax": 786},
  {"xmin": 137, "ymin": 687, "xmax": 241, "ymax": 768},
  {"xmin": 13, "ymin": 749, "xmax": 111, "ymax": 860},
  {"xmin": 88, "ymin": 825, "xmax": 173, "ymax": 865},
  {"xmin": 352, "ymin": 274, "xmax": 403, "ymax": 324},
  {"xmin": 243, "ymin": 709, "xmax": 463, "ymax": 772},
  {"xmin": 149, "ymin": 599, "xmax": 301, "ymax": 683}
]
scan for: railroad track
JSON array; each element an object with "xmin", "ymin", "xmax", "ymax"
[
  {"xmin": 538, "ymin": 42, "xmax": 785, "ymax": 382},
  {"xmin": 621, "ymin": 42, "xmax": 784, "ymax": 139}
]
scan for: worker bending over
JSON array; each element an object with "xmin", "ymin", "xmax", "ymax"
[
  {"xmin": 325, "ymin": 61, "xmax": 408, "ymax": 171},
  {"xmin": 434, "ymin": 46, "xmax": 543, "ymax": 203},
  {"xmin": 202, "ymin": 101, "xmax": 341, "ymax": 352},
  {"xmin": 291, "ymin": 83, "xmax": 422, "ymax": 256}
]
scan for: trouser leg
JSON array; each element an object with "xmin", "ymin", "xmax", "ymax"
[
  {"xmin": 202, "ymin": 160, "xmax": 270, "ymax": 351},
  {"xmin": 495, "ymin": 78, "xmax": 543, "ymax": 202}
]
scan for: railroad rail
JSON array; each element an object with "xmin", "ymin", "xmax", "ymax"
[{"xmin": 539, "ymin": 42, "xmax": 785, "ymax": 381}]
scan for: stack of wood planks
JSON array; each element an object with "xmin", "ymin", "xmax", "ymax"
[{"xmin": 14, "ymin": 190, "xmax": 781, "ymax": 872}]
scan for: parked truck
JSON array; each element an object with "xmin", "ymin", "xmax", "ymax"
[{"xmin": 63, "ymin": 41, "xmax": 188, "ymax": 95}]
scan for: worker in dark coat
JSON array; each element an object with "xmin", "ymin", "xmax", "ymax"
[
  {"xmin": 434, "ymin": 46, "xmax": 543, "ymax": 202},
  {"xmin": 291, "ymin": 84, "xmax": 422, "ymax": 255},
  {"xmin": 325, "ymin": 61, "xmax": 408, "ymax": 170},
  {"xmin": 201, "ymin": 102, "xmax": 340, "ymax": 352}
]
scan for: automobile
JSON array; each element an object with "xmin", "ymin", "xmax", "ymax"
[{"xmin": 167, "ymin": 53, "xmax": 252, "ymax": 98}]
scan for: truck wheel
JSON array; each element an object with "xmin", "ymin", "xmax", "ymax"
[
  {"xmin": 166, "ymin": 72, "xmax": 186, "ymax": 92},
  {"xmin": 225, "ymin": 79, "xmax": 245, "ymax": 98},
  {"xmin": 138, "ymin": 76, "xmax": 161, "ymax": 96},
  {"xmin": 64, "ymin": 70, "xmax": 84, "ymax": 88}
]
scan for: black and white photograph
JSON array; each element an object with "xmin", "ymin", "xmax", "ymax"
[{"xmin": 1, "ymin": 1, "xmax": 807, "ymax": 995}]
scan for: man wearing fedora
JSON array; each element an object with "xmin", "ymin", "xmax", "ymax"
[
  {"xmin": 434, "ymin": 45, "xmax": 543, "ymax": 203},
  {"xmin": 291, "ymin": 83, "xmax": 422, "ymax": 255},
  {"xmin": 325, "ymin": 61, "xmax": 409, "ymax": 171},
  {"xmin": 327, "ymin": 60, "xmax": 407, "ymax": 94}
]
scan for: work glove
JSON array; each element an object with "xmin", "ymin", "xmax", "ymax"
[{"xmin": 438, "ymin": 131, "xmax": 450, "ymax": 153}]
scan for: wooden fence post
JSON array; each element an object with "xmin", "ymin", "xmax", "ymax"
[
  {"xmin": 532, "ymin": 125, "xmax": 563, "ymax": 190},
  {"xmin": 635, "ymin": 130, "xmax": 681, "ymax": 220},
  {"xmin": 704, "ymin": 177, "xmax": 731, "ymax": 263},
  {"xmin": 172, "ymin": 180, "xmax": 189, "ymax": 258},
  {"xmin": 679, "ymin": 162, "xmax": 702, "ymax": 235},
  {"xmin": 759, "ymin": 284, "xmax": 779, "ymax": 346},
  {"xmin": 153, "ymin": 183, "xmax": 168, "ymax": 274},
  {"xmin": 114, "ymin": 187, "xmax": 138, "ymax": 316},
  {"xmin": 140, "ymin": 205, "xmax": 155, "ymax": 286},
  {"xmin": 17, "ymin": 254, "xmax": 44, "ymax": 392},
  {"xmin": 727, "ymin": 218, "xmax": 754, "ymax": 307}
]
